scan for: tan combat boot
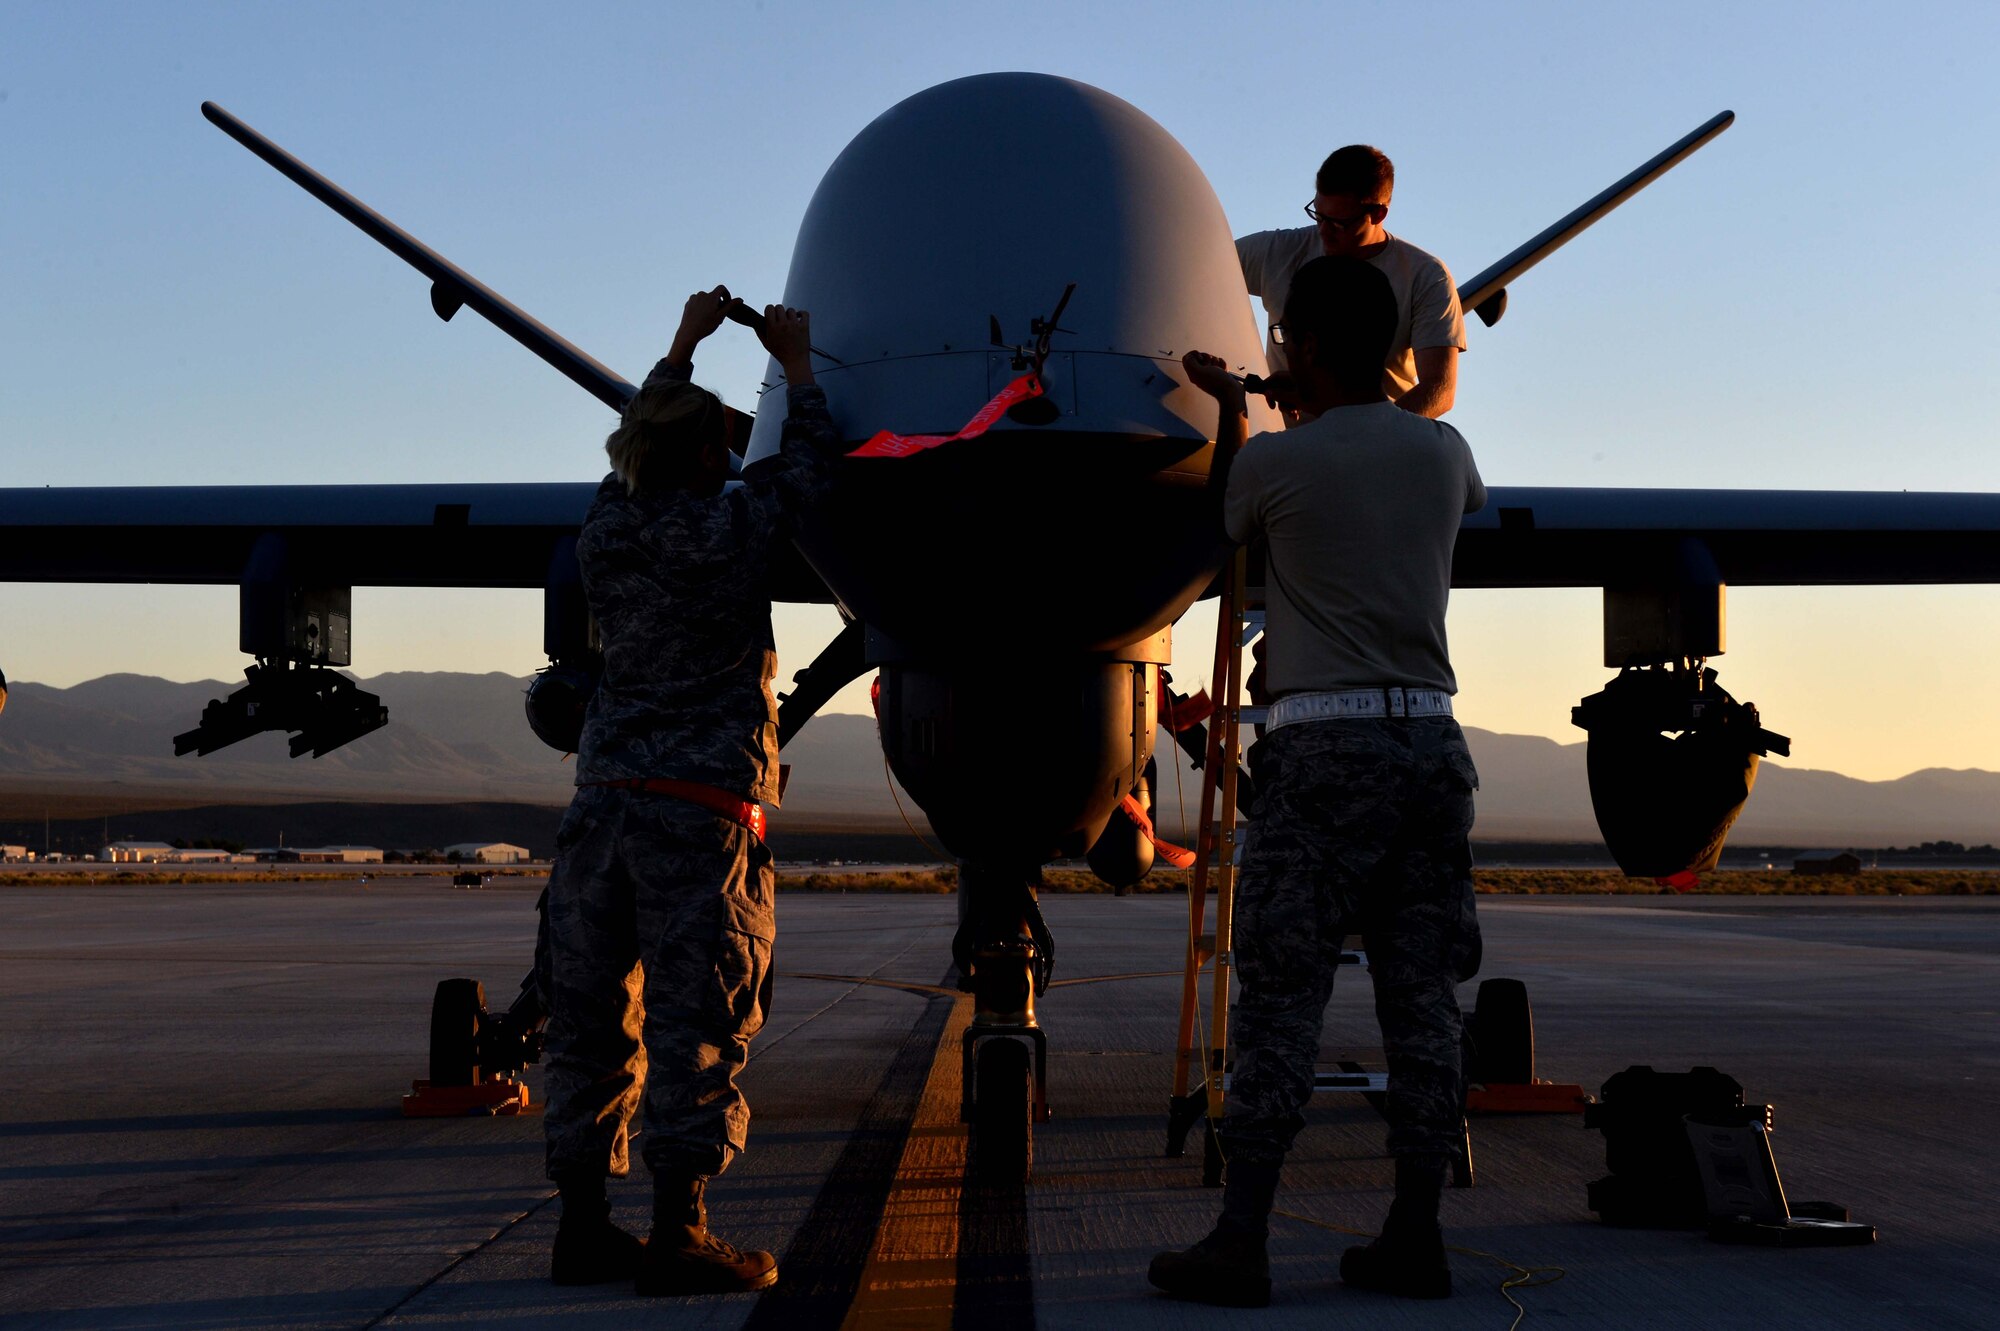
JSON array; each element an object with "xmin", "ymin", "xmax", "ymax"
[{"xmin": 635, "ymin": 1171, "xmax": 779, "ymax": 1296}]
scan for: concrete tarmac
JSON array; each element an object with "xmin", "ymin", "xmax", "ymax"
[{"xmin": 1, "ymin": 884, "xmax": 1995, "ymax": 1329}]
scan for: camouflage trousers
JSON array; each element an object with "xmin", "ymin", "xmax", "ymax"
[
  {"xmin": 541, "ymin": 783, "xmax": 774, "ymax": 1182},
  {"xmin": 1224, "ymin": 716, "xmax": 1481, "ymax": 1166}
]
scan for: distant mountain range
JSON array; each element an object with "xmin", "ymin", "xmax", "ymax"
[{"xmin": 2, "ymin": 672, "xmax": 1996, "ymax": 848}]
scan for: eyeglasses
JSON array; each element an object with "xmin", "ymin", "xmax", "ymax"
[{"xmin": 1304, "ymin": 201, "xmax": 1380, "ymax": 228}]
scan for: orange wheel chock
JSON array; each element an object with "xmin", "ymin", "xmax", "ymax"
[
  {"xmin": 400, "ymin": 1078, "xmax": 531, "ymax": 1118},
  {"xmin": 1466, "ymin": 1080, "xmax": 1593, "ymax": 1114}
]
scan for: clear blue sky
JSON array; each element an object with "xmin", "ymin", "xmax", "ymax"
[{"xmin": 4, "ymin": 1, "xmax": 1998, "ymax": 780}]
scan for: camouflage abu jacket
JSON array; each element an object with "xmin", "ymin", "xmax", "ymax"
[{"xmin": 574, "ymin": 360, "xmax": 841, "ymax": 803}]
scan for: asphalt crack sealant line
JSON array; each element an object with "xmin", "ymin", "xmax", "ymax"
[{"xmin": 746, "ymin": 970, "xmax": 1034, "ymax": 1331}]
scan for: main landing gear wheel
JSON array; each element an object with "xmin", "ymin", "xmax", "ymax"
[
  {"xmin": 429, "ymin": 978, "xmax": 486, "ymax": 1086},
  {"xmin": 1470, "ymin": 978, "xmax": 1534, "ymax": 1085},
  {"xmin": 971, "ymin": 1038, "xmax": 1033, "ymax": 1185}
]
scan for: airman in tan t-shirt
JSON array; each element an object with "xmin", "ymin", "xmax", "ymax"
[{"xmin": 1236, "ymin": 145, "xmax": 1465, "ymax": 419}]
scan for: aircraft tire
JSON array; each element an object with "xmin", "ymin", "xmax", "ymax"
[
  {"xmin": 1471, "ymin": 978, "xmax": 1534, "ymax": 1085},
  {"xmin": 429, "ymin": 977, "xmax": 487, "ymax": 1086},
  {"xmin": 971, "ymin": 1037, "xmax": 1033, "ymax": 1185}
]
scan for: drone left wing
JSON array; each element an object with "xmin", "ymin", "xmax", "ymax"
[
  {"xmin": 0, "ymin": 105, "xmax": 857, "ymax": 760},
  {"xmin": 0, "ymin": 483, "xmax": 594, "ymax": 587},
  {"xmin": 0, "ymin": 482, "xmax": 836, "ymax": 756},
  {"xmin": 200, "ymin": 102, "xmax": 756, "ymax": 447},
  {"xmin": 203, "ymin": 103, "xmax": 637, "ymax": 415}
]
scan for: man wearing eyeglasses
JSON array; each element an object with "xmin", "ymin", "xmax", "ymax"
[{"xmin": 1238, "ymin": 145, "xmax": 1464, "ymax": 420}]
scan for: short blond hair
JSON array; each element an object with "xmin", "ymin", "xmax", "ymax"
[{"xmin": 605, "ymin": 380, "xmax": 728, "ymax": 495}]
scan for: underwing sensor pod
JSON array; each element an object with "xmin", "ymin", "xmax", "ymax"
[
  {"xmin": 175, "ymin": 533, "xmax": 387, "ymax": 759},
  {"xmin": 1570, "ymin": 540, "xmax": 1789, "ymax": 879}
]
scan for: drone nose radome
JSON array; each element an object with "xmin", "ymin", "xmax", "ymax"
[
  {"xmin": 752, "ymin": 72, "xmax": 1272, "ymax": 656},
  {"xmin": 745, "ymin": 71, "xmax": 1276, "ymax": 463}
]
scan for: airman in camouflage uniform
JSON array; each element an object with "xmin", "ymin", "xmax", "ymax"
[
  {"xmin": 1226, "ymin": 718, "xmax": 1481, "ymax": 1169},
  {"xmin": 542, "ymin": 290, "xmax": 840, "ymax": 1296},
  {"xmin": 1153, "ymin": 257, "xmax": 1487, "ymax": 1308}
]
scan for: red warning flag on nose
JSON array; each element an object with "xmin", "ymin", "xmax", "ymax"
[
  {"xmin": 847, "ymin": 374, "xmax": 1044, "ymax": 458},
  {"xmin": 1120, "ymin": 794, "xmax": 1197, "ymax": 869}
]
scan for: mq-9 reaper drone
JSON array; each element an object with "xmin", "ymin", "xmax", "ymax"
[{"xmin": 7, "ymin": 73, "xmax": 2000, "ymax": 1175}]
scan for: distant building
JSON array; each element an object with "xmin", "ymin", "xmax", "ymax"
[
  {"xmin": 443, "ymin": 842, "xmax": 531, "ymax": 865},
  {"xmin": 162, "ymin": 848, "xmax": 234, "ymax": 863},
  {"xmin": 101, "ymin": 841, "xmax": 176, "ymax": 863},
  {"xmin": 280, "ymin": 846, "xmax": 384, "ymax": 864},
  {"xmin": 1794, "ymin": 851, "xmax": 1863, "ymax": 876}
]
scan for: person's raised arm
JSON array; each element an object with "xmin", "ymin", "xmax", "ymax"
[
  {"xmin": 1182, "ymin": 350, "xmax": 1249, "ymax": 535},
  {"xmin": 756, "ymin": 304, "xmax": 817, "ymax": 393},
  {"xmin": 661, "ymin": 285, "xmax": 734, "ymax": 374},
  {"xmin": 744, "ymin": 305, "xmax": 841, "ymax": 532}
]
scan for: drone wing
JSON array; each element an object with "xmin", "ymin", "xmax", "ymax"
[
  {"xmin": 1456, "ymin": 486, "xmax": 2000, "ymax": 589},
  {"xmin": 1455, "ymin": 111, "xmax": 1735, "ymax": 327},
  {"xmin": 200, "ymin": 102, "xmax": 756, "ymax": 444}
]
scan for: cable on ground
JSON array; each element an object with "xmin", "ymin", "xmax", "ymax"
[{"xmin": 1272, "ymin": 1206, "xmax": 1566, "ymax": 1331}]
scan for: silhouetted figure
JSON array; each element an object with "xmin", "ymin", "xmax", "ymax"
[
  {"xmin": 1153, "ymin": 257, "xmax": 1486, "ymax": 1306},
  {"xmin": 542, "ymin": 288, "xmax": 842, "ymax": 1296}
]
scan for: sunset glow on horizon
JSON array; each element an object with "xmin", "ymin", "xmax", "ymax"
[{"xmin": 4, "ymin": 2, "xmax": 1996, "ymax": 787}]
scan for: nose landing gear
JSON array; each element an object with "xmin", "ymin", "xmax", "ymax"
[{"xmin": 961, "ymin": 939, "xmax": 1051, "ymax": 1184}]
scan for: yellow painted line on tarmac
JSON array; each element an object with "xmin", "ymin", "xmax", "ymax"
[{"xmin": 838, "ymin": 993, "xmax": 974, "ymax": 1331}]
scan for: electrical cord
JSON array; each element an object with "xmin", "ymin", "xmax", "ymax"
[{"xmin": 1271, "ymin": 1206, "xmax": 1566, "ymax": 1331}]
